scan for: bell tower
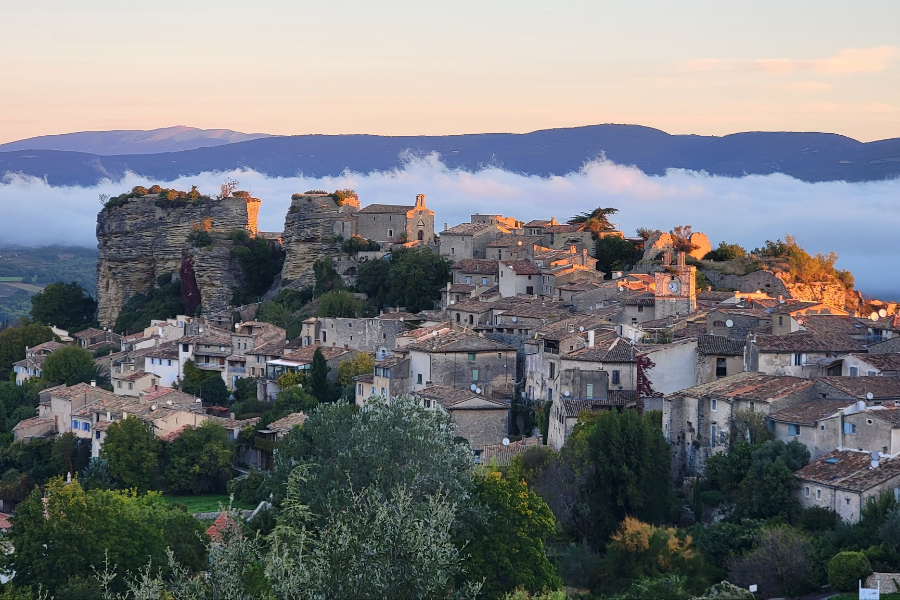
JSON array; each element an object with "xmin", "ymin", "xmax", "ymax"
[{"xmin": 654, "ymin": 250, "xmax": 696, "ymax": 319}]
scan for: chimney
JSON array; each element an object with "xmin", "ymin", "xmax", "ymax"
[
  {"xmin": 90, "ymin": 380, "xmax": 96, "ymax": 387},
  {"xmin": 444, "ymin": 222, "xmax": 448, "ymax": 231},
  {"xmin": 587, "ymin": 330, "xmax": 595, "ymax": 348},
  {"xmin": 666, "ymin": 315, "xmax": 673, "ymax": 327}
]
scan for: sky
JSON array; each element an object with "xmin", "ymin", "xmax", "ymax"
[
  {"xmin": 2, "ymin": 0, "xmax": 899, "ymax": 143},
  {"xmin": 1, "ymin": 158, "xmax": 898, "ymax": 300}
]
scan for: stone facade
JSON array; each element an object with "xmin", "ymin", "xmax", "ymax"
[
  {"xmin": 96, "ymin": 195, "xmax": 256, "ymax": 328},
  {"xmin": 354, "ymin": 195, "xmax": 435, "ymax": 245}
]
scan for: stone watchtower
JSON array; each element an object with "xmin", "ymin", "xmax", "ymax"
[{"xmin": 654, "ymin": 250, "xmax": 696, "ymax": 319}]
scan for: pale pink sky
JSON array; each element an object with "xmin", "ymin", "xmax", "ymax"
[{"xmin": 2, "ymin": 0, "xmax": 898, "ymax": 143}]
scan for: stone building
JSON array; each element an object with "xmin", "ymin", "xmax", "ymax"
[
  {"xmin": 695, "ymin": 335, "xmax": 746, "ymax": 384},
  {"xmin": 415, "ymin": 385, "xmax": 510, "ymax": 452},
  {"xmin": 745, "ymin": 331, "xmax": 864, "ymax": 377},
  {"xmin": 353, "ymin": 194, "xmax": 435, "ymax": 245},
  {"xmin": 439, "ymin": 222, "xmax": 509, "ymax": 262},
  {"xmin": 842, "ymin": 353, "xmax": 900, "ymax": 377},
  {"xmin": 768, "ymin": 398, "xmax": 858, "ymax": 459},
  {"xmin": 653, "ymin": 252, "xmax": 696, "ymax": 320},
  {"xmin": 795, "ymin": 450, "xmax": 900, "ymax": 523},
  {"xmin": 298, "ymin": 313, "xmax": 415, "ymax": 353},
  {"xmin": 405, "ymin": 330, "xmax": 516, "ymax": 399}
]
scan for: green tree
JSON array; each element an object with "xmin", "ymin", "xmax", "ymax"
[
  {"xmin": 274, "ymin": 386, "xmax": 318, "ymax": 415},
  {"xmin": 733, "ymin": 439, "xmax": 809, "ymax": 521},
  {"xmin": 161, "ymin": 421, "xmax": 233, "ymax": 494},
  {"xmin": 0, "ymin": 322, "xmax": 55, "ymax": 376},
  {"xmin": 313, "ymin": 257, "xmax": 344, "ymax": 296},
  {"xmin": 827, "ymin": 551, "xmax": 872, "ymax": 592},
  {"xmin": 8, "ymin": 477, "xmax": 207, "ymax": 597},
  {"xmin": 463, "ymin": 472, "xmax": 562, "ymax": 599},
  {"xmin": 309, "ymin": 347, "xmax": 331, "ymax": 402},
  {"xmin": 337, "ymin": 352, "xmax": 375, "ymax": 387},
  {"xmin": 41, "ymin": 345, "xmax": 96, "ymax": 386},
  {"xmin": 568, "ymin": 206, "xmax": 618, "ymax": 233},
  {"xmin": 29, "ymin": 281, "xmax": 97, "ymax": 330},
  {"xmin": 355, "ymin": 248, "xmax": 451, "ymax": 313},
  {"xmin": 594, "ymin": 235, "xmax": 641, "ymax": 275},
  {"xmin": 100, "ymin": 416, "xmax": 161, "ymax": 492},
  {"xmin": 704, "ymin": 242, "xmax": 747, "ymax": 262},
  {"xmin": 180, "ymin": 359, "xmax": 228, "ymax": 405},
  {"xmin": 569, "ymin": 409, "xmax": 675, "ymax": 547},
  {"xmin": 316, "ymin": 290, "xmax": 365, "ymax": 318},
  {"xmin": 727, "ymin": 526, "xmax": 816, "ymax": 599}
]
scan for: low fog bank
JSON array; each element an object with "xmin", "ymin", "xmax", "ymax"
[{"xmin": 0, "ymin": 155, "xmax": 897, "ymax": 300}]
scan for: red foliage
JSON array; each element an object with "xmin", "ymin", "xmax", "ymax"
[
  {"xmin": 180, "ymin": 249, "xmax": 201, "ymax": 315},
  {"xmin": 636, "ymin": 353, "xmax": 662, "ymax": 398}
]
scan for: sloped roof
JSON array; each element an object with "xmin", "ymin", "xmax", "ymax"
[
  {"xmin": 267, "ymin": 412, "xmax": 308, "ymax": 433},
  {"xmin": 769, "ymin": 399, "xmax": 856, "ymax": 425},
  {"xmin": 415, "ymin": 385, "xmax": 510, "ymax": 410},
  {"xmin": 673, "ymin": 372, "xmax": 814, "ymax": 402},
  {"xmin": 12, "ymin": 417, "xmax": 54, "ymax": 431},
  {"xmin": 866, "ymin": 407, "xmax": 900, "ymax": 427},
  {"xmin": 406, "ymin": 330, "xmax": 515, "ymax": 353},
  {"xmin": 849, "ymin": 353, "xmax": 900, "ymax": 371},
  {"xmin": 566, "ymin": 336, "xmax": 637, "ymax": 363},
  {"xmin": 753, "ymin": 332, "xmax": 863, "ymax": 354},
  {"xmin": 481, "ymin": 436, "xmax": 543, "ymax": 466},
  {"xmin": 795, "ymin": 450, "xmax": 900, "ymax": 492},
  {"xmin": 560, "ymin": 396, "xmax": 634, "ymax": 418},
  {"xmin": 501, "ymin": 260, "xmax": 541, "ymax": 275},
  {"xmin": 442, "ymin": 223, "xmax": 496, "ymax": 235},
  {"xmin": 816, "ymin": 376, "xmax": 900, "ymax": 400},
  {"xmin": 697, "ymin": 335, "xmax": 747, "ymax": 356},
  {"xmin": 452, "ymin": 259, "xmax": 500, "ymax": 275},
  {"xmin": 359, "ymin": 203, "xmax": 414, "ymax": 214}
]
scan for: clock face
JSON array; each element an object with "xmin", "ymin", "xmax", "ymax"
[{"xmin": 667, "ymin": 280, "xmax": 680, "ymax": 293}]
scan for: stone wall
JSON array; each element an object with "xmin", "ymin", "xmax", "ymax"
[
  {"xmin": 96, "ymin": 195, "xmax": 253, "ymax": 328},
  {"xmin": 866, "ymin": 573, "xmax": 900, "ymax": 594},
  {"xmin": 449, "ymin": 408, "xmax": 509, "ymax": 451},
  {"xmin": 281, "ymin": 194, "xmax": 359, "ymax": 287},
  {"xmin": 701, "ymin": 268, "xmax": 791, "ymax": 297}
]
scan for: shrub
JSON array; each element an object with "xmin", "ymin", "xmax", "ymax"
[
  {"xmin": 187, "ymin": 230, "xmax": 212, "ymax": 248},
  {"xmin": 827, "ymin": 551, "xmax": 872, "ymax": 592},
  {"xmin": 701, "ymin": 490, "xmax": 726, "ymax": 507}
]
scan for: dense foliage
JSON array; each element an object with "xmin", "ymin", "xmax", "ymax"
[
  {"xmin": 100, "ymin": 416, "xmax": 161, "ymax": 493},
  {"xmin": 752, "ymin": 235, "xmax": 854, "ymax": 288},
  {"xmin": 594, "ymin": 234, "xmax": 642, "ymax": 275},
  {"xmin": 161, "ymin": 421, "xmax": 233, "ymax": 494},
  {"xmin": 40, "ymin": 345, "xmax": 96, "ymax": 386},
  {"xmin": 704, "ymin": 241, "xmax": 748, "ymax": 262},
  {"xmin": 229, "ymin": 229, "xmax": 285, "ymax": 305},
  {"xmin": 113, "ymin": 273, "xmax": 185, "ymax": 334},
  {"xmin": 0, "ymin": 322, "xmax": 55, "ymax": 375},
  {"xmin": 29, "ymin": 281, "xmax": 97, "ymax": 330},
  {"xmin": 355, "ymin": 247, "xmax": 451, "ymax": 313}
]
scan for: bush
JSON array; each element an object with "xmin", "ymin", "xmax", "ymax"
[
  {"xmin": 188, "ymin": 230, "xmax": 212, "ymax": 248},
  {"xmin": 705, "ymin": 242, "xmax": 747, "ymax": 262},
  {"xmin": 701, "ymin": 490, "xmax": 725, "ymax": 507},
  {"xmin": 827, "ymin": 551, "xmax": 873, "ymax": 592}
]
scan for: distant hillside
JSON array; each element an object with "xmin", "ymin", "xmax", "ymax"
[
  {"xmin": 1, "ymin": 124, "xmax": 900, "ymax": 186},
  {"xmin": 0, "ymin": 126, "xmax": 271, "ymax": 156}
]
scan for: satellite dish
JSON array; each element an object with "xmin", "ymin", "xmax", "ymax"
[
  {"xmin": 866, "ymin": 392, "xmax": 874, "ymax": 400},
  {"xmin": 563, "ymin": 390, "xmax": 570, "ymax": 397},
  {"xmin": 725, "ymin": 319, "xmax": 734, "ymax": 328},
  {"xmin": 150, "ymin": 404, "xmax": 157, "ymax": 411},
  {"xmin": 870, "ymin": 312, "xmax": 879, "ymax": 321},
  {"xmin": 502, "ymin": 438, "xmax": 510, "ymax": 446},
  {"xmin": 476, "ymin": 387, "xmax": 482, "ymax": 394},
  {"xmin": 511, "ymin": 316, "xmax": 518, "ymax": 323},
  {"xmin": 579, "ymin": 326, "xmax": 584, "ymax": 332},
  {"xmin": 871, "ymin": 459, "xmax": 880, "ymax": 469},
  {"xmin": 470, "ymin": 384, "xmax": 478, "ymax": 392},
  {"xmin": 618, "ymin": 286, "xmax": 624, "ymax": 292},
  {"xmin": 871, "ymin": 450, "xmax": 880, "ymax": 460},
  {"xmin": 879, "ymin": 308, "xmax": 888, "ymax": 318}
]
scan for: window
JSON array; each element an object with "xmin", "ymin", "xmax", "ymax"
[
  {"xmin": 779, "ymin": 316, "xmax": 784, "ymax": 326},
  {"xmin": 417, "ymin": 374, "xmax": 423, "ymax": 384},
  {"xmin": 637, "ymin": 306, "xmax": 644, "ymax": 313},
  {"xmin": 82, "ymin": 422, "xmax": 89, "ymax": 431},
  {"xmin": 128, "ymin": 382, "xmax": 133, "ymax": 390},
  {"xmin": 611, "ymin": 370, "xmax": 620, "ymax": 385},
  {"xmin": 71, "ymin": 419, "xmax": 77, "ymax": 430},
  {"xmin": 482, "ymin": 277, "xmax": 487, "ymax": 285},
  {"xmin": 95, "ymin": 431, "xmax": 100, "ymax": 439},
  {"xmin": 805, "ymin": 486, "xmax": 810, "ymax": 497},
  {"xmin": 844, "ymin": 422, "xmax": 856, "ymax": 435},
  {"xmin": 821, "ymin": 424, "xmax": 825, "ymax": 430},
  {"xmin": 868, "ymin": 370, "xmax": 877, "ymax": 376},
  {"xmin": 182, "ymin": 344, "xmax": 189, "ymax": 352},
  {"xmin": 713, "ymin": 320, "xmax": 725, "ymax": 327},
  {"xmin": 388, "ymin": 229, "xmax": 393, "ymax": 237},
  {"xmin": 465, "ymin": 276, "xmax": 472, "ymax": 284},
  {"xmin": 792, "ymin": 353, "xmax": 806, "ymax": 367},
  {"xmin": 710, "ymin": 425, "xmax": 717, "ymax": 446},
  {"xmin": 167, "ymin": 359, "xmax": 172, "ymax": 367},
  {"xmin": 357, "ymin": 384, "xmax": 363, "ymax": 395},
  {"xmin": 451, "ymin": 247, "xmax": 455, "ymax": 255},
  {"xmin": 816, "ymin": 488, "xmax": 822, "ymax": 500},
  {"xmin": 117, "ymin": 381, "xmax": 122, "ymax": 388},
  {"xmin": 549, "ymin": 363, "xmax": 556, "ymax": 379},
  {"xmin": 471, "ymin": 369, "xmax": 479, "ymax": 381},
  {"xmin": 788, "ymin": 423, "xmax": 801, "ymax": 436},
  {"xmin": 467, "ymin": 353, "xmax": 476, "ymax": 362},
  {"xmin": 749, "ymin": 401, "xmax": 755, "ymax": 411},
  {"xmin": 711, "ymin": 398, "xmax": 718, "ymax": 412},
  {"xmin": 716, "ymin": 357, "xmax": 727, "ymax": 377},
  {"xmin": 586, "ymin": 383, "xmax": 594, "ymax": 398},
  {"xmin": 548, "ymin": 389, "xmax": 553, "ymax": 402}
]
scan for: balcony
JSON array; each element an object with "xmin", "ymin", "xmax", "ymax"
[
  {"xmin": 194, "ymin": 362, "xmax": 225, "ymax": 371},
  {"xmin": 228, "ymin": 367, "xmax": 247, "ymax": 375}
]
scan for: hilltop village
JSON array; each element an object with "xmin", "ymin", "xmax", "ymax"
[{"xmin": 3, "ymin": 185, "xmax": 900, "ymax": 598}]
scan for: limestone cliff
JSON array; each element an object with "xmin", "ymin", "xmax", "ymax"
[
  {"xmin": 280, "ymin": 193, "xmax": 360, "ymax": 287},
  {"xmin": 96, "ymin": 194, "xmax": 255, "ymax": 328}
]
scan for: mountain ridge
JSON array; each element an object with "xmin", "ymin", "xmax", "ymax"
[{"xmin": 2, "ymin": 124, "xmax": 900, "ymax": 186}]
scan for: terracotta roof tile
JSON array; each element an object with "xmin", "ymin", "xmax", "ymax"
[
  {"xmin": 697, "ymin": 335, "xmax": 747, "ymax": 356},
  {"xmin": 795, "ymin": 450, "xmax": 900, "ymax": 492},
  {"xmin": 769, "ymin": 399, "xmax": 856, "ymax": 425}
]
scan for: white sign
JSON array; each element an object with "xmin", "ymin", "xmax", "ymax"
[{"xmin": 859, "ymin": 579, "xmax": 880, "ymax": 600}]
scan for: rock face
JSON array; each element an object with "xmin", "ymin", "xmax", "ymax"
[
  {"xmin": 280, "ymin": 193, "xmax": 360, "ymax": 287},
  {"xmin": 642, "ymin": 230, "xmax": 711, "ymax": 261},
  {"xmin": 96, "ymin": 195, "xmax": 254, "ymax": 328}
]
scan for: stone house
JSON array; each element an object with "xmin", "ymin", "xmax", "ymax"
[
  {"xmin": 469, "ymin": 213, "xmax": 522, "ymax": 230},
  {"xmin": 439, "ymin": 222, "xmax": 509, "ymax": 261},
  {"xmin": 142, "ymin": 343, "xmax": 181, "ymax": 386},
  {"xmin": 13, "ymin": 340, "xmax": 66, "ymax": 385},
  {"xmin": 842, "ymin": 353, "xmax": 900, "ymax": 377},
  {"xmin": 540, "ymin": 222, "xmax": 596, "ymax": 253},
  {"xmin": 485, "ymin": 236, "xmax": 545, "ymax": 261},
  {"xmin": 706, "ymin": 307, "xmax": 771, "ymax": 339},
  {"xmin": 865, "ymin": 313, "xmax": 900, "ymax": 343},
  {"xmin": 299, "ymin": 314, "xmax": 411, "ymax": 353},
  {"xmin": 451, "ymin": 259, "xmax": 500, "ymax": 287},
  {"xmin": 794, "ymin": 450, "xmax": 900, "ymax": 523},
  {"xmin": 499, "ymin": 260, "xmax": 542, "ymax": 297},
  {"xmin": 768, "ymin": 398, "xmax": 857, "ymax": 459},
  {"xmin": 842, "ymin": 406, "xmax": 900, "ymax": 456},
  {"xmin": 73, "ymin": 327, "xmax": 122, "ymax": 352},
  {"xmin": 638, "ymin": 338, "xmax": 700, "ymax": 397},
  {"xmin": 695, "ymin": 335, "xmax": 746, "ymax": 384},
  {"xmin": 368, "ymin": 354, "xmax": 411, "ymax": 402},
  {"xmin": 111, "ymin": 370, "xmax": 159, "ymax": 397},
  {"xmin": 522, "ymin": 219, "xmax": 551, "ymax": 236},
  {"xmin": 768, "ymin": 302, "xmax": 849, "ymax": 336},
  {"xmin": 257, "ymin": 345, "xmax": 356, "ymax": 400},
  {"xmin": 622, "ymin": 296, "xmax": 657, "ymax": 326},
  {"xmin": 661, "ymin": 373, "xmax": 817, "ymax": 477},
  {"xmin": 814, "ymin": 376, "xmax": 900, "ymax": 405},
  {"xmin": 353, "ymin": 195, "xmax": 435, "ymax": 245},
  {"xmin": 448, "ymin": 299, "xmax": 495, "ymax": 329},
  {"xmin": 34, "ymin": 382, "xmax": 118, "ymax": 438},
  {"xmin": 11, "ymin": 417, "xmax": 55, "ymax": 442},
  {"xmin": 405, "ymin": 330, "xmax": 516, "ymax": 398},
  {"xmin": 745, "ymin": 332, "xmax": 864, "ymax": 377},
  {"xmin": 414, "ymin": 385, "xmax": 510, "ymax": 452}
]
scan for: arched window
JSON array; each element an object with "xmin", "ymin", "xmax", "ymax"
[
  {"xmin": 388, "ymin": 229, "xmax": 394, "ymax": 237},
  {"xmin": 417, "ymin": 230, "xmax": 424, "ymax": 241},
  {"xmin": 455, "ymin": 313, "xmax": 461, "ymax": 323}
]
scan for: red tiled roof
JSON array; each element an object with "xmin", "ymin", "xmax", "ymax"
[{"xmin": 795, "ymin": 450, "xmax": 900, "ymax": 492}]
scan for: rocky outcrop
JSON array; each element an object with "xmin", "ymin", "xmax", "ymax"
[
  {"xmin": 96, "ymin": 195, "xmax": 255, "ymax": 328},
  {"xmin": 280, "ymin": 193, "xmax": 360, "ymax": 287},
  {"xmin": 642, "ymin": 230, "xmax": 711, "ymax": 261}
]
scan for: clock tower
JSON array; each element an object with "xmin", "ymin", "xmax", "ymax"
[{"xmin": 654, "ymin": 250, "xmax": 696, "ymax": 319}]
